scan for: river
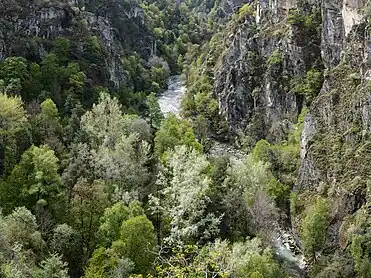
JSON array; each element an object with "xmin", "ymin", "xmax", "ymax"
[
  {"xmin": 158, "ymin": 75, "xmax": 307, "ymax": 277},
  {"xmin": 158, "ymin": 75, "xmax": 186, "ymax": 116}
]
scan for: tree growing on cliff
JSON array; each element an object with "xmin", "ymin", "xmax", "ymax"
[{"xmin": 301, "ymin": 197, "xmax": 329, "ymax": 260}]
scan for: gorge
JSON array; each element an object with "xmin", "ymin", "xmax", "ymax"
[
  {"xmin": 159, "ymin": 75, "xmax": 307, "ymax": 276},
  {"xmin": 0, "ymin": 0, "xmax": 370, "ymax": 277}
]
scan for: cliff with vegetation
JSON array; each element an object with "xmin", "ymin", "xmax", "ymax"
[
  {"xmin": 0, "ymin": 0, "xmax": 370, "ymax": 277},
  {"xmin": 183, "ymin": 0, "xmax": 370, "ymax": 276}
]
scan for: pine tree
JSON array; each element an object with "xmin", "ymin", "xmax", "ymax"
[{"xmin": 146, "ymin": 92, "xmax": 164, "ymax": 129}]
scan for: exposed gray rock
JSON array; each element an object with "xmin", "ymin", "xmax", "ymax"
[
  {"xmin": 212, "ymin": 1, "xmax": 321, "ymax": 143},
  {"xmin": 210, "ymin": 0, "xmax": 370, "ymax": 266},
  {"xmin": 300, "ymin": 113, "xmax": 316, "ymax": 161},
  {"xmin": 298, "ymin": 0, "xmax": 370, "ymax": 190},
  {"xmin": 321, "ymin": 0, "xmax": 345, "ymax": 68},
  {"xmin": 0, "ymin": 0, "xmax": 153, "ymax": 89}
]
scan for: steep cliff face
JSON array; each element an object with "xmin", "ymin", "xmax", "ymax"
[
  {"xmin": 299, "ymin": 0, "xmax": 370, "ymax": 189},
  {"xmin": 296, "ymin": 0, "xmax": 370, "ymax": 252},
  {"xmin": 190, "ymin": 0, "xmax": 252, "ymax": 20},
  {"xmin": 0, "ymin": 0, "xmax": 152, "ymax": 89},
  {"xmin": 213, "ymin": 0, "xmax": 322, "ymax": 144},
  {"xmin": 212, "ymin": 0, "xmax": 370, "ymax": 272}
]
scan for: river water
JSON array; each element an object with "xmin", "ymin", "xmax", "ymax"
[
  {"xmin": 158, "ymin": 75, "xmax": 307, "ymax": 277},
  {"xmin": 158, "ymin": 75, "xmax": 186, "ymax": 116}
]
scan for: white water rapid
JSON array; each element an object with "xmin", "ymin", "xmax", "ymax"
[{"xmin": 158, "ymin": 75, "xmax": 186, "ymax": 116}]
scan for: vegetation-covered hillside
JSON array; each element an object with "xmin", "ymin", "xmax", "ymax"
[{"xmin": 0, "ymin": 0, "xmax": 370, "ymax": 277}]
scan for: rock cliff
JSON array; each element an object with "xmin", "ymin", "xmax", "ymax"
[
  {"xmin": 0, "ymin": 0, "xmax": 152, "ymax": 89},
  {"xmin": 211, "ymin": 0, "xmax": 370, "ymax": 272},
  {"xmin": 213, "ymin": 0, "xmax": 323, "ymax": 143},
  {"xmin": 297, "ymin": 0, "xmax": 370, "ymax": 254}
]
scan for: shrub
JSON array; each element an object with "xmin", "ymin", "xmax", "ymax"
[
  {"xmin": 267, "ymin": 50, "xmax": 282, "ymax": 67},
  {"xmin": 302, "ymin": 197, "xmax": 329, "ymax": 259},
  {"xmin": 239, "ymin": 4, "xmax": 254, "ymax": 20}
]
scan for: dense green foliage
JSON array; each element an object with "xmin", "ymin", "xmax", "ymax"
[
  {"xmin": 0, "ymin": 0, "xmax": 370, "ymax": 277},
  {"xmin": 0, "ymin": 82, "xmax": 289, "ymax": 277},
  {"xmin": 301, "ymin": 198, "xmax": 329, "ymax": 260}
]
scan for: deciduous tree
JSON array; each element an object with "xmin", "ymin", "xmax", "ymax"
[
  {"xmin": 151, "ymin": 145, "xmax": 220, "ymax": 247},
  {"xmin": 0, "ymin": 93, "xmax": 28, "ymax": 175}
]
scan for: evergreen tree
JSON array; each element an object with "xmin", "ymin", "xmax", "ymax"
[
  {"xmin": 146, "ymin": 92, "xmax": 164, "ymax": 129},
  {"xmin": 302, "ymin": 197, "xmax": 329, "ymax": 260}
]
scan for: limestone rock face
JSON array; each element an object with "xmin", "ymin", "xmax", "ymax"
[
  {"xmin": 212, "ymin": 0, "xmax": 370, "ymax": 258},
  {"xmin": 212, "ymin": 1, "xmax": 322, "ymax": 143},
  {"xmin": 298, "ymin": 0, "xmax": 370, "ymax": 192},
  {"xmin": 0, "ymin": 0, "xmax": 152, "ymax": 89}
]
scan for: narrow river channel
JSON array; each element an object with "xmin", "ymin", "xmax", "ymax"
[
  {"xmin": 158, "ymin": 75, "xmax": 307, "ymax": 277},
  {"xmin": 158, "ymin": 75, "xmax": 186, "ymax": 116}
]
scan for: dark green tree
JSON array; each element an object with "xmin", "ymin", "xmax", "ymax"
[
  {"xmin": 116, "ymin": 215, "xmax": 156, "ymax": 274},
  {"xmin": 302, "ymin": 197, "xmax": 329, "ymax": 260},
  {"xmin": 146, "ymin": 92, "xmax": 164, "ymax": 129}
]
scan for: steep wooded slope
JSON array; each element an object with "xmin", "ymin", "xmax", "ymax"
[{"xmin": 185, "ymin": 0, "xmax": 370, "ymax": 275}]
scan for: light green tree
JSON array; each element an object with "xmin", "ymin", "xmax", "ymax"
[
  {"xmin": 32, "ymin": 99, "xmax": 63, "ymax": 153},
  {"xmin": 81, "ymin": 92, "xmax": 125, "ymax": 148},
  {"xmin": 0, "ymin": 208, "xmax": 44, "ymax": 277},
  {"xmin": 83, "ymin": 247, "xmax": 134, "ymax": 278},
  {"xmin": 5, "ymin": 145, "xmax": 61, "ymax": 214},
  {"xmin": 154, "ymin": 114, "xmax": 202, "ymax": 156},
  {"xmin": 1, "ymin": 244, "xmax": 36, "ymax": 278},
  {"xmin": 223, "ymin": 155, "xmax": 280, "ymax": 238},
  {"xmin": 86, "ymin": 203, "xmax": 150, "ymax": 277},
  {"xmin": 92, "ymin": 133, "xmax": 150, "ymax": 200},
  {"xmin": 34, "ymin": 254, "xmax": 69, "ymax": 278},
  {"xmin": 81, "ymin": 92, "xmax": 150, "ymax": 199},
  {"xmin": 155, "ymin": 238, "xmax": 285, "ymax": 277},
  {"xmin": 0, "ymin": 93, "xmax": 28, "ymax": 175},
  {"xmin": 98, "ymin": 202, "xmax": 131, "ymax": 247},
  {"xmin": 0, "ymin": 207, "xmax": 44, "ymax": 252},
  {"xmin": 62, "ymin": 143, "xmax": 91, "ymax": 202},
  {"xmin": 231, "ymin": 238, "xmax": 284, "ymax": 278}
]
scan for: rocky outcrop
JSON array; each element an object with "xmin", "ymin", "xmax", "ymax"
[
  {"xmin": 212, "ymin": 1, "xmax": 322, "ymax": 143},
  {"xmin": 294, "ymin": 0, "xmax": 370, "ymax": 266},
  {"xmin": 192, "ymin": 0, "xmax": 253, "ymax": 21},
  {"xmin": 0, "ymin": 0, "xmax": 152, "ymax": 89},
  {"xmin": 211, "ymin": 0, "xmax": 370, "ymax": 269},
  {"xmin": 298, "ymin": 0, "xmax": 370, "ymax": 191}
]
